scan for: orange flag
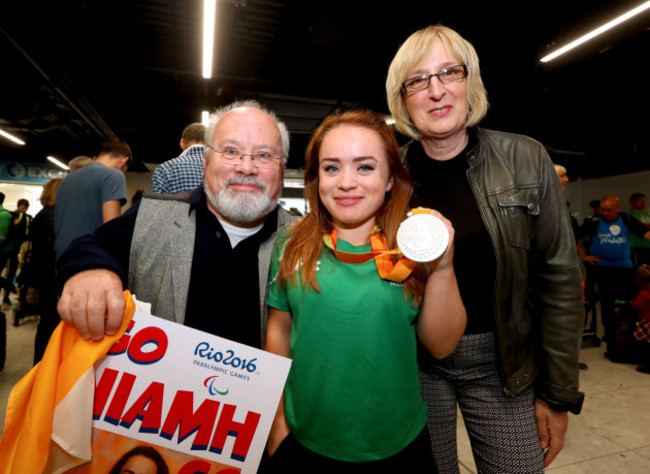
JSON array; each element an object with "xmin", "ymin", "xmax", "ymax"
[{"xmin": 0, "ymin": 291, "xmax": 135, "ymax": 473}]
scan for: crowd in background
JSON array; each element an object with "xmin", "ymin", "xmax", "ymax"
[{"xmin": 554, "ymin": 164, "xmax": 650, "ymax": 374}]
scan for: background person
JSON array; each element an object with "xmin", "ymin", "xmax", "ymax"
[
  {"xmin": 3, "ymin": 198, "xmax": 32, "ymax": 304},
  {"xmin": 386, "ymin": 25, "xmax": 584, "ymax": 472},
  {"xmin": 631, "ymin": 264, "xmax": 650, "ymax": 374},
  {"xmin": 0, "ymin": 193, "xmax": 13, "ymax": 300},
  {"xmin": 16, "ymin": 178, "xmax": 63, "ymax": 363},
  {"xmin": 54, "ymin": 138, "xmax": 131, "ymax": 260},
  {"xmin": 553, "ymin": 164, "xmax": 569, "ymax": 190},
  {"xmin": 130, "ymin": 189, "xmax": 145, "ymax": 207},
  {"xmin": 67, "ymin": 155, "xmax": 92, "ymax": 172},
  {"xmin": 628, "ymin": 192, "xmax": 650, "ymax": 265},
  {"xmin": 577, "ymin": 195, "xmax": 650, "ymax": 360},
  {"xmin": 264, "ymin": 109, "xmax": 465, "ymax": 472},
  {"xmin": 150, "ymin": 122, "xmax": 206, "ymax": 194},
  {"xmin": 582, "ymin": 199, "xmax": 601, "ymax": 227},
  {"xmin": 554, "ymin": 164, "xmax": 579, "ymax": 238},
  {"xmin": 580, "ymin": 197, "xmax": 603, "ymax": 342},
  {"xmin": 553, "ymin": 164, "xmax": 588, "ymax": 369}
]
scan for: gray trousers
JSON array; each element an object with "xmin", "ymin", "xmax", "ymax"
[{"xmin": 419, "ymin": 332, "xmax": 544, "ymax": 474}]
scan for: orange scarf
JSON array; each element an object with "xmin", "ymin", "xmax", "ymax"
[{"xmin": 323, "ymin": 226, "xmax": 417, "ymax": 283}]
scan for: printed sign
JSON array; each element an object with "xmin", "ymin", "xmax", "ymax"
[
  {"xmin": 67, "ymin": 310, "xmax": 291, "ymax": 474},
  {"xmin": 0, "ymin": 160, "xmax": 68, "ymax": 183}
]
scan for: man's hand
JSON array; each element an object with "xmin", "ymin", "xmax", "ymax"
[
  {"xmin": 576, "ymin": 238, "xmax": 600, "ymax": 264},
  {"xmin": 535, "ymin": 398, "xmax": 569, "ymax": 468},
  {"xmin": 581, "ymin": 255, "xmax": 601, "ymax": 264},
  {"xmin": 57, "ymin": 269, "xmax": 125, "ymax": 340}
]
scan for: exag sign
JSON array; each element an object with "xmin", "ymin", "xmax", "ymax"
[{"xmin": 0, "ymin": 161, "xmax": 68, "ymax": 183}]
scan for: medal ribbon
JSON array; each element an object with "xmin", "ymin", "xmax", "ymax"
[{"xmin": 322, "ymin": 209, "xmax": 430, "ymax": 282}]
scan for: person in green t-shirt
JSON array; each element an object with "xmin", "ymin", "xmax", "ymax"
[
  {"xmin": 629, "ymin": 192, "xmax": 650, "ymax": 265},
  {"xmin": 263, "ymin": 110, "xmax": 466, "ymax": 472}
]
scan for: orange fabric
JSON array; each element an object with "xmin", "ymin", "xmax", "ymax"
[
  {"xmin": 371, "ymin": 232, "xmax": 418, "ymax": 282},
  {"xmin": 409, "ymin": 208, "xmax": 432, "ymax": 216},
  {"xmin": 0, "ymin": 291, "xmax": 135, "ymax": 473},
  {"xmin": 323, "ymin": 224, "xmax": 419, "ymax": 283},
  {"xmin": 323, "ymin": 228, "xmax": 381, "ymax": 264}
]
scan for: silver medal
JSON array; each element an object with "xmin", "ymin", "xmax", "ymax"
[{"xmin": 397, "ymin": 213, "xmax": 449, "ymax": 262}]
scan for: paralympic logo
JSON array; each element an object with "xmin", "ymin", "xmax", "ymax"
[{"xmin": 204, "ymin": 375, "xmax": 229, "ymax": 396}]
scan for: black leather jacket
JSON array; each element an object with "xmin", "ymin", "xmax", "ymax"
[{"xmin": 411, "ymin": 128, "xmax": 584, "ymax": 413}]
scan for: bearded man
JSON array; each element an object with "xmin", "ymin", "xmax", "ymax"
[{"xmin": 57, "ymin": 101, "xmax": 295, "ymax": 349}]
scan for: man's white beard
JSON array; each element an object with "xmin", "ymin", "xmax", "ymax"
[{"xmin": 204, "ymin": 175, "xmax": 278, "ymax": 225}]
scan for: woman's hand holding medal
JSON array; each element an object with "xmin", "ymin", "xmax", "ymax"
[{"xmin": 398, "ymin": 207, "xmax": 455, "ymax": 272}]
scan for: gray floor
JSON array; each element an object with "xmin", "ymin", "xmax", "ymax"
[
  {"xmin": 1, "ymin": 304, "xmax": 649, "ymax": 472},
  {"xmin": 1, "ymin": 300, "xmax": 40, "ymax": 434},
  {"xmin": 457, "ymin": 335, "xmax": 650, "ymax": 473}
]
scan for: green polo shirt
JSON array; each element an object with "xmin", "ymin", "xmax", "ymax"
[
  {"xmin": 630, "ymin": 209, "xmax": 650, "ymax": 249},
  {"xmin": 0, "ymin": 205, "xmax": 13, "ymax": 252},
  {"xmin": 268, "ymin": 234, "xmax": 427, "ymax": 461}
]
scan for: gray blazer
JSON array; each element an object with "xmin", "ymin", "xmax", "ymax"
[{"xmin": 128, "ymin": 193, "xmax": 295, "ymax": 346}]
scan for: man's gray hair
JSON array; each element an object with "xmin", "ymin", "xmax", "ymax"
[
  {"xmin": 204, "ymin": 100, "xmax": 290, "ymax": 163},
  {"xmin": 68, "ymin": 155, "xmax": 93, "ymax": 172}
]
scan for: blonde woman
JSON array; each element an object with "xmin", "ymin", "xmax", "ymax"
[{"xmin": 386, "ymin": 25, "xmax": 584, "ymax": 473}]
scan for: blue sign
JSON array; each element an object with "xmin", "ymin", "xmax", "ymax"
[{"xmin": 0, "ymin": 161, "xmax": 68, "ymax": 183}]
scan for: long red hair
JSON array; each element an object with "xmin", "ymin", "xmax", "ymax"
[{"xmin": 276, "ymin": 109, "xmax": 428, "ymax": 305}]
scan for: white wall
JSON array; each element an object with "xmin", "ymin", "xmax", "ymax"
[{"xmin": 564, "ymin": 170, "xmax": 650, "ymax": 222}]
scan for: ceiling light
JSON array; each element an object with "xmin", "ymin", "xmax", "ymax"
[
  {"xmin": 203, "ymin": 0, "xmax": 217, "ymax": 79},
  {"xmin": 0, "ymin": 128, "xmax": 26, "ymax": 146},
  {"xmin": 541, "ymin": 1, "xmax": 650, "ymax": 62},
  {"xmin": 47, "ymin": 156, "xmax": 70, "ymax": 170}
]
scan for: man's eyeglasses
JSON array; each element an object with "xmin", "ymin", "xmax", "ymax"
[
  {"xmin": 206, "ymin": 145, "xmax": 283, "ymax": 168},
  {"xmin": 401, "ymin": 65, "xmax": 467, "ymax": 94}
]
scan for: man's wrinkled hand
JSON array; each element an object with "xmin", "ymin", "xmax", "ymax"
[{"xmin": 57, "ymin": 269, "xmax": 125, "ymax": 341}]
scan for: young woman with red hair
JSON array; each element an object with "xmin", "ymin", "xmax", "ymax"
[{"xmin": 263, "ymin": 109, "xmax": 466, "ymax": 472}]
